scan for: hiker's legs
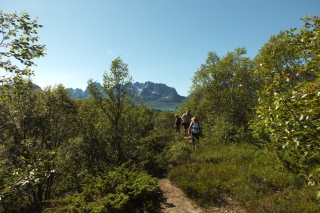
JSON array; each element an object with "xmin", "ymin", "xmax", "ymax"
[
  {"xmin": 184, "ymin": 122, "xmax": 190, "ymax": 136},
  {"xmin": 183, "ymin": 124, "xmax": 187, "ymax": 136},
  {"xmin": 191, "ymin": 132, "xmax": 200, "ymax": 144},
  {"xmin": 190, "ymin": 132, "xmax": 199, "ymax": 151}
]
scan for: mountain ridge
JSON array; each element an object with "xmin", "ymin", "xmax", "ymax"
[{"xmin": 67, "ymin": 81, "xmax": 187, "ymax": 108}]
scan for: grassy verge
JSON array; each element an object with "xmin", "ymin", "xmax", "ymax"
[{"xmin": 166, "ymin": 138, "xmax": 320, "ymax": 212}]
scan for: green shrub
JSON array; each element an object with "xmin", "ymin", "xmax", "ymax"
[
  {"xmin": 46, "ymin": 164, "xmax": 162, "ymax": 213},
  {"xmin": 162, "ymin": 140, "xmax": 192, "ymax": 166},
  {"xmin": 136, "ymin": 133, "xmax": 174, "ymax": 175}
]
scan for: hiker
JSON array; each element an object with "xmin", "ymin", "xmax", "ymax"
[
  {"xmin": 181, "ymin": 109, "xmax": 193, "ymax": 136},
  {"xmin": 188, "ymin": 116, "xmax": 202, "ymax": 143},
  {"xmin": 174, "ymin": 114, "xmax": 182, "ymax": 132}
]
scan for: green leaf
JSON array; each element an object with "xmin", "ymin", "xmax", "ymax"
[{"xmin": 299, "ymin": 114, "xmax": 304, "ymax": 120}]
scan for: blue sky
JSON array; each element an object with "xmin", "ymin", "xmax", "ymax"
[{"xmin": 1, "ymin": 0, "xmax": 319, "ymax": 96}]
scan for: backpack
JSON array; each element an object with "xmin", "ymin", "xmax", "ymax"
[{"xmin": 190, "ymin": 121, "xmax": 201, "ymax": 133}]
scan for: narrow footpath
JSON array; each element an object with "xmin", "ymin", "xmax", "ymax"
[{"xmin": 158, "ymin": 177, "xmax": 203, "ymax": 213}]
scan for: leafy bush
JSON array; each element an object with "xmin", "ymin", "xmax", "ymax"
[{"xmin": 251, "ymin": 14, "xmax": 320, "ymax": 184}]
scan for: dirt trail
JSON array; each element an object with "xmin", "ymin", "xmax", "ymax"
[{"xmin": 158, "ymin": 177, "xmax": 203, "ymax": 213}]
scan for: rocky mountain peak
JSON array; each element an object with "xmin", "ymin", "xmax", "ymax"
[{"xmin": 67, "ymin": 81, "xmax": 186, "ymax": 103}]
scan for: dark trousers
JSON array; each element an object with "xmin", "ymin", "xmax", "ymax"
[{"xmin": 191, "ymin": 132, "xmax": 200, "ymax": 143}]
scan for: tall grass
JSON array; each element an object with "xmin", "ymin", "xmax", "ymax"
[{"xmin": 167, "ymin": 138, "xmax": 320, "ymax": 212}]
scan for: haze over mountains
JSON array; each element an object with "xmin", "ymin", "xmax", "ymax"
[{"xmin": 66, "ymin": 81, "xmax": 187, "ymax": 109}]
